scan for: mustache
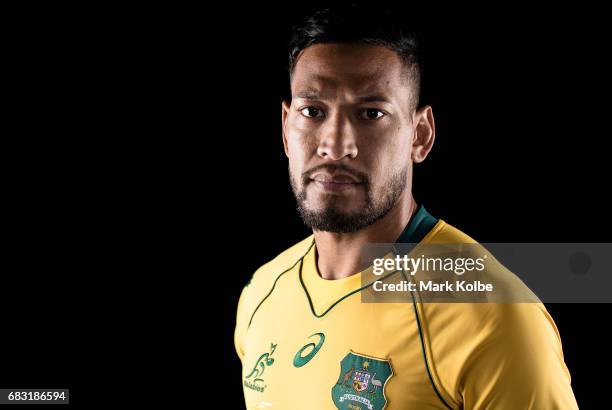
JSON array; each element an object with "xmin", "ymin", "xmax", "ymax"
[{"xmin": 302, "ymin": 163, "xmax": 370, "ymax": 186}]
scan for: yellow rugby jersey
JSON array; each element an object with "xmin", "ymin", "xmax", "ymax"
[{"xmin": 234, "ymin": 206, "xmax": 578, "ymax": 409}]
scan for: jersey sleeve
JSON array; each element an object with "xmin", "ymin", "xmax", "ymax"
[
  {"xmin": 423, "ymin": 302, "xmax": 579, "ymax": 409},
  {"xmin": 461, "ymin": 303, "xmax": 577, "ymax": 409},
  {"xmin": 234, "ymin": 284, "xmax": 250, "ymax": 363}
]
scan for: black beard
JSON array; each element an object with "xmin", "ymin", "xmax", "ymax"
[{"xmin": 290, "ymin": 166, "xmax": 407, "ymax": 233}]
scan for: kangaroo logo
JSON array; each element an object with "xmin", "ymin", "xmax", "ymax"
[{"xmin": 243, "ymin": 342, "xmax": 277, "ymax": 393}]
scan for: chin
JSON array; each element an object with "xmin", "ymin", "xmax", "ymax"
[{"xmin": 308, "ymin": 201, "xmax": 362, "ymax": 215}]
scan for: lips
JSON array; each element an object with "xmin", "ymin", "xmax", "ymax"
[
  {"xmin": 310, "ymin": 173, "xmax": 360, "ymax": 184},
  {"xmin": 310, "ymin": 172, "xmax": 361, "ymax": 192}
]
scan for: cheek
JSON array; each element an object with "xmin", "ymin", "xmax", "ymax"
[
  {"xmin": 286, "ymin": 132, "xmax": 308, "ymax": 180},
  {"xmin": 363, "ymin": 131, "xmax": 412, "ymax": 182},
  {"xmin": 286, "ymin": 119, "xmax": 318, "ymax": 160},
  {"xmin": 359, "ymin": 127, "xmax": 400, "ymax": 159},
  {"xmin": 376, "ymin": 126, "xmax": 412, "ymax": 162}
]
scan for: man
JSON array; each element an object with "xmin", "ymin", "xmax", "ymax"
[{"xmin": 234, "ymin": 5, "xmax": 578, "ymax": 409}]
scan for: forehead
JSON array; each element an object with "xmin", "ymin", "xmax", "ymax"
[{"xmin": 291, "ymin": 43, "xmax": 407, "ymax": 98}]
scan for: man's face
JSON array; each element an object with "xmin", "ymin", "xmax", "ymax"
[{"xmin": 282, "ymin": 43, "xmax": 420, "ymax": 233}]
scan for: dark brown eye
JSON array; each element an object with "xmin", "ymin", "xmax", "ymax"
[
  {"xmin": 361, "ymin": 109, "xmax": 385, "ymax": 120},
  {"xmin": 300, "ymin": 107, "xmax": 323, "ymax": 118}
]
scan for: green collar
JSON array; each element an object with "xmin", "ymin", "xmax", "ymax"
[{"xmin": 395, "ymin": 204, "xmax": 438, "ymax": 244}]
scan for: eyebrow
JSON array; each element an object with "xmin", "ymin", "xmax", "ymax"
[
  {"xmin": 294, "ymin": 92, "xmax": 391, "ymax": 103},
  {"xmin": 295, "ymin": 91, "xmax": 321, "ymax": 100},
  {"xmin": 356, "ymin": 94, "xmax": 391, "ymax": 103}
]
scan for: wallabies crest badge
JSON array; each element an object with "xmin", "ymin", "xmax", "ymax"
[{"xmin": 332, "ymin": 351, "xmax": 393, "ymax": 410}]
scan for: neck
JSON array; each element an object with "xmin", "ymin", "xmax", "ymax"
[{"xmin": 313, "ymin": 192, "xmax": 417, "ymax": 280}]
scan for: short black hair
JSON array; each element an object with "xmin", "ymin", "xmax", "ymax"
[{"xmin": 288, "ymin": 4, "xmax": 421, "ymax": 109}]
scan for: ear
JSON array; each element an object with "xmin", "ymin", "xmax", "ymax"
[
  {"xmin": 412, "ymin": 105, "xmax": 435, "ymax": 163},
  {"xmin": 281, "ymin": 100, "xmax": 291, "ymax": 157}
]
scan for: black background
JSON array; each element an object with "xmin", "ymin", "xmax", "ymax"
[{"xmin": 3, "ymin": 1, "xmax": 610, "ymax": 408}]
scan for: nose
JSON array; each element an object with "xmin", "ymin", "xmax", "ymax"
[{"xmin": 316, "ymin": 111, "xmax": 358, "ymax": 160}]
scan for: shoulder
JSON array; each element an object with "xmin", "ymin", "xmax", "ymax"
[
  {"xmin": 244, "ymin": 235, "xmax": 315, "ymax": 298},
  {"xmin": 234, "ymin": 235, "xmax": 315, "ymax": 359},
  {"xmin": 423, "ymin": 220, "xmax": 540, "ymax": 302},
  {"xmin": 422, "ymin": 219, "xmax": 477, "ymax": 244},
  {"xmin": 419, "ymin": 220, "xmax": 556, "ymax": 345},
  {"xmin": 240, "ymin": 234, "xmax": 315, "ymax": 312}
]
